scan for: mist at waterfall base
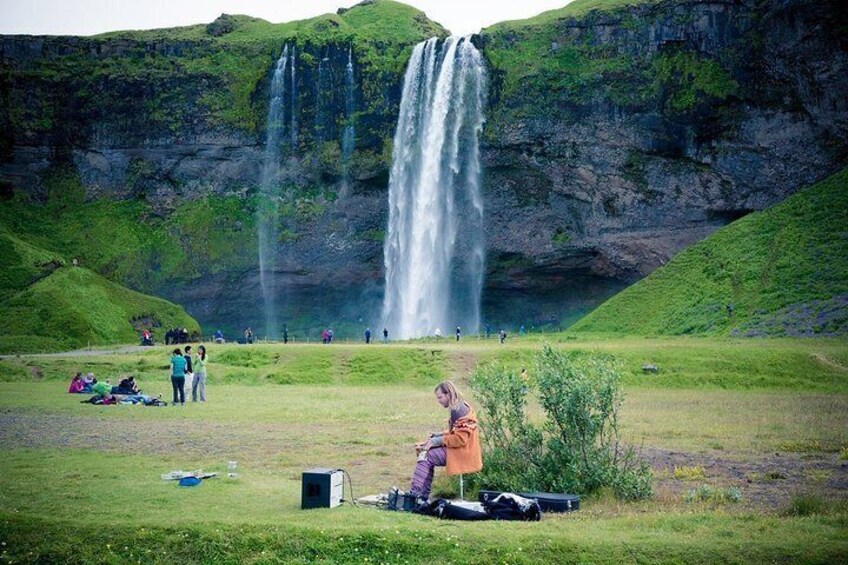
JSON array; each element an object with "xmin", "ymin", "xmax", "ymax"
[{"xmin": 381, "ymin": 36, "xmax": 487, "ymax": 340}]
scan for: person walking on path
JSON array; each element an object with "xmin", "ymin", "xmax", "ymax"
[
  {"xmin": 409, "ymin": 381, "xmax": 483, "ymax": 500},
  {"xmin": 170, "ymin": 348, "xmax": 187, "ymax": 405},
  {"xmin": 192, "ymin": 345, "xmax": 208, "ymax": 402}
]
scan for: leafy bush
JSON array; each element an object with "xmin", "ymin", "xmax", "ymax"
[
  {"xmin": 469, "ymin": 345, "xmax": 653, "ymax": 500},
  {"xmin": 782, "ymin": 494, "xmax": 826, "ymax": 517},
  {"xmin": 684, "ymin": 484, "xmax": 742, "ymax": 504}
]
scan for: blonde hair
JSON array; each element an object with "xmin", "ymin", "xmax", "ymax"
[{"xmin": 434, "ymin": 380, "xmax": 463, "ymax": 409}]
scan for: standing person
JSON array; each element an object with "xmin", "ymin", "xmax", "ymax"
[
  {"xmin": 327, "ymin": 328, "xmax": 334, "ymax": 343},
  {"xmin": 184, "ymin": 345, "xmax": 194, "ymax": 393},
  {"xmin": 499, "ymin": 329, "xmax": 506, "ymax": 344},
  {"xmin": 383, "ymin": 327, "xmax": 389, "ymax": 342},
  {"xmin": 365, "ymin": 328, "xmax": 371, "ymax": 344},
  {"xmin": 170, "ymin": 348, "xmax": 187, "ymax": 405},
  {"xmin": 283, "ymin": 326, "xmax": 288, "ymax": 344},
  {"xmin": 455, "ymin": 326, "xmax": 461, "ymax": 342},
  {"xmin": 409, "ymin": 381, "xmax": 483, "ymax": 501},
  {"xmin": 192, "ymin": 345, "xmax": 207, "ymax": 402}
]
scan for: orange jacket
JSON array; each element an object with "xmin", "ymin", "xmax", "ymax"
[{"xmin": 441, "ymin": 405, "xmax": 483, "ymax": 476}]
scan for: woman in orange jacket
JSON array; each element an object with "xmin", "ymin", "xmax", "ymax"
[{"xmin": 410, "ymin": 380, "xmax": 483, "ymax": 500}]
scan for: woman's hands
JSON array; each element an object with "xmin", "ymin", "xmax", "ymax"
[{"xmin": 415, "ymin": 439, "xmax": 433, "ymax": 454}]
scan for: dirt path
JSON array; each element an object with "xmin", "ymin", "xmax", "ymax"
[
  {"xmin": 642, "ymin": 447, "xmax": 848, "ymax": 509},
  {"xmin": 0, "ymin": 345, "xmax": 154, "ymax": 359},
  {"xmin": 3, "ymin": 407, "xmax": 845, "ymax": 509}
]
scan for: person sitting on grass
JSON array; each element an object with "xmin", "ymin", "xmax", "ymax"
[
  {"xmin": 409, "ymin": 381, "xmax": 483, "ymax": 501},
  {"xmin": 117, "ymin": 376, "xmax": 140, "ymax": 395},
  {"xmin": 82, "ymin": 372, "xmax": 95, "ymax": 393},
  {"xmin": 68, "ymin": 372, "xmax": 85, "ymax": 393},
  {"xmin": 92, "ymin": 379, "xmax": 112, "ymax": 398}
]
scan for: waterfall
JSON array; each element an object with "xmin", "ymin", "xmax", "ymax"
[
  {"xmin": 314, "ymin": 49, "xmax": 329, "ymax": 142},
  {"xmin": 257, "ymin": 45, "xmax": 290, "ymax": 339},
  {"xmin": 290, "ymin": 45, "xmax": 298, "ymax": 147},
  {"xmin": 381, "ymin": 36, "xmax": 487, "ymax": 339},
  {"xmin": 341, "ymin": 46, "xmax": 356, "ymax": 184}
]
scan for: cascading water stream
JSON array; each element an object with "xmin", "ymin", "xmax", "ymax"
[
  {"xmin": 341, "ymin": 45, "xmax": 356, "ymax": 188},
  {"xmin": 257, "ymin": 45, "xmax": 291, "ymax": 339},
  {"xmin": 381, "ymin": 36, "xmax": 487, "ymax": 339},
  {"xmin": 290, "ymin": 45, "xmax": 298, "ymax": 147}
]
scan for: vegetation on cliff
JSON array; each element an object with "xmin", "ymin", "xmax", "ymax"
[
  {"xmin": 2, "ymin": 0, "xmax": 445, "ymax": 137},
  {"xmin": 571, "ymin": 167, "xmax": 848, "ymax": 336},
  {"xmin": 480, "ymin": 0, "xmax": 743, "ymax": 135}
]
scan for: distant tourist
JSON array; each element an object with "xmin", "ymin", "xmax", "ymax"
[
  {"xmin": 365, "ymin": 328, "xmax": 372, "ymax": 344},
  {"xmin": 117, "ymin": 376, "xmax": 140, "ymax": 394},
  {"xmin": 170, "ymin": 348, "xmax": 187, "ymax": 405},
  {"xmin": 456, "ymin": 326, "xmax": 461, "ymax": 342},
  {"xmin": 192, "ymin": 345, "xmax": 207, "ymax": 402},
  {"xmin": 68, "ymin": 372, "xmax": 84, "ymax": 394},
  {"xmin": 245, "ymin": 327, "xmax": 254, "ymax": 344},
  {"xmin": 283, "ymin": 326, "xmax": 288, "ymax": 344},
  {"xmin": 327, "ymin": 329, "xmax": 334, "ymax": 343},
  {"xmin": 519, "ymin": 325, "xmax": 526, "ymax": 336},
  {"xmin": 383, "ymin": 327, "xmax": 389, "ymax": 342},
  {"xmin": 322, "ymin": 328, "xmax": 329, "ymax": 344},
  {"xmin": 499, "ymin": 329, "xmax": 507, "ymax": 344},
  {"xmin": 82, "ymin": 372, "xmax": 95, "ymax": 393},
  {"xmin": 434, "ymin": 327, "xmax": 442, "ymax": 338},
  {"xmin": 214, "ymin": 330, "xmax": 225, "ymax": 344}
]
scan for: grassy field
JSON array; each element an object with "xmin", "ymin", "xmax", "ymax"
[{"xmin": 0, "ymin": 337, "xmax": 847, "ymax": 563}]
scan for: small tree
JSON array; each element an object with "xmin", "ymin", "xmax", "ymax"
[{"xmin": 469, "ymin": 345, "xmax": 652, "ymax": 500}]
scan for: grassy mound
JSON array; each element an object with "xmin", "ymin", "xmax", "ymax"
[
  {"xmin": 0, "ymin": 238, "xmax": 199, "ymax": 353},
  {"xmin": 571, "ymin": 168, "xmax": 848, "ymax": 336}
]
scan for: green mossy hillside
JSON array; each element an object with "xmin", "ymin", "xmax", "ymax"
[
  {"xmin": 571, "ymin": 168, "xmax": 848, "ymax": 336},
  {"xmin": 0, "ymin": 236, "xmax": 199, "ymax": 353},
  {"xmin": 0, "ymin": 267, "xmax": 200, "ymax": 354}
]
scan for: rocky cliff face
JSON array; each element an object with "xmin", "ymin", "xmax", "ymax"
[
  {"xmin": 0, "ymin": 0, "xmax": 845, "ymax": 336},
  {"xmin": 479, "ymin": 0, "xmax": 847, "ymax": 288}
]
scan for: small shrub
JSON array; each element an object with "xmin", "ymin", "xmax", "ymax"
[
  {"xmin": 839, "ymin": 446, "xmax": 848, "ymax": 461},
  {"xmin": 782, "ymin": 494, "xmax": 826, "ymax": 517},
  {"xmin": 684, "ymin": 484, "xmax": 742, "ymax": 504},
  {"xmin": 673, "ymin": 465, "xmax": 706, "ymax": 480},
  {"xmin": 469, "ymin": 345, "xmax": 653, "ymax": 500}
]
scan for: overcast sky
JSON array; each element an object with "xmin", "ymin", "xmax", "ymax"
[{"xmin": 0, "ymin": 0, "xmax": 577, "ymax": 37}]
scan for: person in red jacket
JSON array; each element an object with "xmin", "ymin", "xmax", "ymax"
[{"xmin": 409, "ymin": 380, "xmax": 483, "ymax": 500}]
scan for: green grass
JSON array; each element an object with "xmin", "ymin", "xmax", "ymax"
[
  {"xmin": 0, "ymin": 337, "xmax": 846, "ymax": 562},
  {"xmin": 572, "ymin": 167, "xmax": 848, "ymax": 336}
]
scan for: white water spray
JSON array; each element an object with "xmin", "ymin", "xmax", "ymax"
[{"xmin": 381, "ymin": 36, "xmax": 487, "ymax": 339}]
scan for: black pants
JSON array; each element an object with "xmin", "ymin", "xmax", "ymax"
[{"xmin": 171, "ymin": 376, "xmax": 185, "ymax": 404}]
